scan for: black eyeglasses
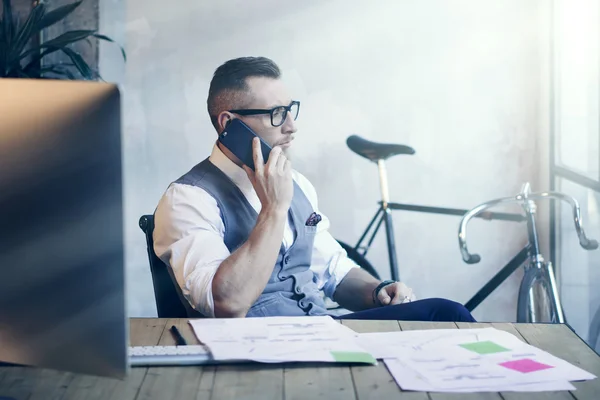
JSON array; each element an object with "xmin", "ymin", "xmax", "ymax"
[{"xmin": 229, "ymin": 101, "xmax": 300, "ymax": 127}]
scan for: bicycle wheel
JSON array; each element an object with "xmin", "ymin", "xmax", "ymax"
[
  {"xmin": 588, "ymin": 306, "xmax": 600, "ymax": 354},
  {"xmin": 516, "ymin": 266, "xmax": 559, "ymax": 323},
  {"xmin": 336, "ymin": 239, "xmax": 381, "ymax": 280}
]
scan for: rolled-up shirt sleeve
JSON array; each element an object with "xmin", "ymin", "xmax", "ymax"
[
  {"xmin": 153, "ymin": 183, "xmax": 229, "ymax": 317},
  {"xmin": 292, "ymin": 172, "xmax": 359, "ymax": 300}
]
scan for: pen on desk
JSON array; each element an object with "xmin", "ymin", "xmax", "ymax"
[{"xmin": 170, "ymin": 325, "xmax": 188, "ymax": 346}]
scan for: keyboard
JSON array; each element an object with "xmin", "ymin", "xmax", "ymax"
[{"xmin": 129, "ymin": 345, "xmax": 212, "ymax": 366}]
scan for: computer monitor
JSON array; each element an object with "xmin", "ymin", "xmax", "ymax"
[{"xmin": 0, "ymin": 79, "xmax": 127, "ymax": 378}]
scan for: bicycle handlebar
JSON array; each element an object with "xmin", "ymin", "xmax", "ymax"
[{"xmin": 458, "ymin": 190, "xmax": 598, "ymax": 264}]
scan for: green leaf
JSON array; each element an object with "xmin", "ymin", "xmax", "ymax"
[
  {"xmin": 46, "ymin": 65, "xmax": 77, "ymax": 79},
  {"xmin": 93, "ymin": 33, "xmax": 127, "ymax": 61},
  {"xmin": 42, "ymin": 29, "xmax": 97, "ymax": 49},
  {"xmin": 0, "ymin": 29, "xmax": 7, "ymax": 75},
  {"xmin": 1, "ymin": 14, "xmax": 21, "ymax": 72},
  {"xmin": 10, "ymin": 2, "xmax": 46, "ymax": 63},
  {"xmin": 37, "ymin": 1, "xmax": 82, "ymax": 31},
  {"xmin": 40, "ymin": 68, "xmax": 75, "ymax": 80},
  {"xmin": 16, "ymin": 69, "xmax": 31, "ymax": 78},
  {"xmin": 23, "ymin": 60, "xmax": 75, "ymax": 76},
  {"xmin": 18, "ymin": 29, "xmax": 97, "ymax": 61},
  {"xmin": 21, "ymin": 46, "xmax": 61, "ymax": 71},
  {"xmin": 62, "ymin": 68, "xmax": 77, "ymax": 80},
  {"xmin": 35, "ymin": 63, "xmax": 79, "ymax": 80},
  {"xmin": 2, "ymin": 0, "xmax": 15, "ymax": 45},
  {"xmin": 60, "ymin": 47, "xmax": 94, "ymax": 80},
  {"xmin": 90, "ymin": 68, "xmax": 103, "ymax": 81}
]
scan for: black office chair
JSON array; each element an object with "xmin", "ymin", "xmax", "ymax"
[{"xmin": 139, "ymin": 214, "xmax": 203, "ymax": 318}]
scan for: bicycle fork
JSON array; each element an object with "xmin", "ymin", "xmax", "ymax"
[
  {"xmin": 521, "ymin": 183, "xmax": 565, "ymax": 323},
  {"xmin": 546, "ymin": 261, "xmax": 565, "ymax": 323}
]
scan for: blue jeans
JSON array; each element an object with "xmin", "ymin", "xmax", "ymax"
[{"xmin": 335, "ymin": 298, "xmax": 476, "ymax": 322}]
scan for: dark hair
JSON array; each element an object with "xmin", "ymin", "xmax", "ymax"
[{"xmin": 207, "ymin": 56, "xmax": 281, "ymax": 131}]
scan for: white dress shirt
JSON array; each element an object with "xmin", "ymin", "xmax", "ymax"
[{"xmin": 153, "ymin": 143, "xmax": 358, "ymax": 317}]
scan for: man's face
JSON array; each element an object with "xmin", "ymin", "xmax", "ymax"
[{"xmin": 223, "ymin": 77, "xmax": 298, "ymax": 154}]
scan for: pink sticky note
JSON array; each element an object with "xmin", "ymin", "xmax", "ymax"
[{"xmin": 499, "ymin": 358, "xmax": 554, "ymax": 373}]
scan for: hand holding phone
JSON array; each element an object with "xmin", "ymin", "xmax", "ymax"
[
  {"xmin": 218, "ymin": 118, "xmax": 271, "ymax": 171},
  {"xmin": 245, "ymin": 137, "xmax": 294, "ymax": 214},
  {"xmin": 218, "ymin": 118, "xmax": 293, "ymax": 213}
]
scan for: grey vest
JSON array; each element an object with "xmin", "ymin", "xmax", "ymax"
[{"xmin": 175, "ymin": 159, "xmax": 328, "ymax": 317}]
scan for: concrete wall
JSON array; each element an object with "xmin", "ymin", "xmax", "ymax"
[{"xmin": 101, "ymin": 0, "xmax": 550, "ymax": 321}]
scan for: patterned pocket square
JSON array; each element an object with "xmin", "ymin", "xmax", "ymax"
[{"xmin": 305, "ymin": 212, "xmax": 322, "ymax": 226}]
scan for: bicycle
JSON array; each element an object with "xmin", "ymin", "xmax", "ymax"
[
  {"xmin": 336, "ymin": 135, "xmax": 525, "ymax": 281},
  {"xmin": 335, "ymin": 135, "xmax": 600, "ymax": 349},
  {"xmin": 458, "ymin": 182, "xmax": 598, "ymax": 324}
]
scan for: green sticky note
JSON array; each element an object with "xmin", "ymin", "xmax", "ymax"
[
  {"xmin": 330, "ymin": 351, "xmax": 377, "ymax": 364},
  {"xmin": 459, "ymin": 340, "xmax": 510, "ymax": 355}
]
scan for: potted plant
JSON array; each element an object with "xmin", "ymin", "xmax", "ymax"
[{"xmin": 0, "ymin": 0, "xmax": 125, "ymax": 79}]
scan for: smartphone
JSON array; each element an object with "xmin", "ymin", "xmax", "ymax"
[{"xmin": 218, "ymin": 118, "xmax": 272, "ymax": 171}]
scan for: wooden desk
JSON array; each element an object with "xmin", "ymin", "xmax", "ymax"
[{"xmin": 0, "ymin": 319, "xmax": 599, "ymax": 399}]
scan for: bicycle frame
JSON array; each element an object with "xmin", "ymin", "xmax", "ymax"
[
  {"xmin": 351, "ymin": 203, "xmax": 526, "ymax": 281},
  {"xmin": 347, "ymin": 152, "xmax": 527, "ymax": 281},
  {"xmin": 349, "ymin": 157, "xmax": 527, "ymax": 281}
]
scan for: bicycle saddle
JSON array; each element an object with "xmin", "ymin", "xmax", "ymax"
[{"xmin": 346, "ymin": 135, "xmax": 415, "ymax": 161}]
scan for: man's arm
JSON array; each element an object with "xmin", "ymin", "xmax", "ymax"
[
  {"xmin": 332, "ymin": 267, "xmax": 380, "ymax": 311},
  {"xmin": 211, "ymin": 140, "xmax": 293, "ymax": 317},
  {"xmin": 211, "ymin": 207, "xmax": 287, "ymax": 317}
]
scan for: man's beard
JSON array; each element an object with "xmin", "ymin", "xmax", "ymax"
[{"xmin": 282, "ymin": 146, "xmax": 293, "ymax": 161}]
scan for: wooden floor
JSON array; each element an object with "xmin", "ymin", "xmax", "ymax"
[{"xmin": 0, "ymin": 318, "xmax": 599, "ymax": 399}]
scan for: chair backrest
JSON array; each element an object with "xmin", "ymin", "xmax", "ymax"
[{"xmin": 139, "ymin": 214, "xmax": 198, "ymax": 318}]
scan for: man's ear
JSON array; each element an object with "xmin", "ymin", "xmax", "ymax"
[{"xmin": 217, "ymin": 112, "xmax": 234, "ymax": 132}]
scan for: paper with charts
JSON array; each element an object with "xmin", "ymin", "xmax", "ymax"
[
  {"xmin": 188, "ymin": 316, "xmax": 376, "ymax": 364},
  {"xmin": 358, "ymin": 327, "xmax": 595, "ymax": 392}
]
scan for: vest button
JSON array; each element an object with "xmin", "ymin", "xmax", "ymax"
[
  {"xmin": 284, "ymin": 256, "xmax": 290, "ymax": 264},
  {"xmin": 294, "ymin": 286, "xmax": 302, "ymax": 294}
]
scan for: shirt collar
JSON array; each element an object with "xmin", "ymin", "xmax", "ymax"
[{"xmin": 208, "ymin": 142, "xmax": 255, "ymax": 194}]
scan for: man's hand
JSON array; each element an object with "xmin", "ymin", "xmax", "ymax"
[
  {"xmin": 377, "ymin": 282, "xmax": 417, "ymax": 306},
  {"xmin": 334, "ymin": 268, "xmax": 418, "ymax": 311},
  {"xmin": 243, "ymin": 137, "xmax": 293, "ymax": 214}
]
